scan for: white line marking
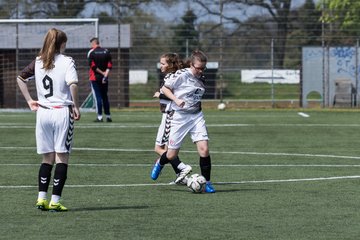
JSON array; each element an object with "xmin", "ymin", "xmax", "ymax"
[
  {"xmin": 1, "ymin": 175, "xmax": 360, "ymax": 189},
  {"xmin": 2, "ymin": 146, "xmax": 360, "ymax": 160},
  {"xmin": 298, "ymin": 112, "xmax": 310, "ymax": 118},
  {"xmin": 3, "ymin": 123, "xmax": 360, "ymax": 128},
  {"xmin": 2, "ymin": 163, "xmax": 360, "ymax": 168},
  {"xmin": 216, "ymin": 175, "xmax": 360, "ymax": 184}
]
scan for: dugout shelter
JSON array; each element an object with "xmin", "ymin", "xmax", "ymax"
[{"xmin": 302, "ymin": 46, "xmax": 359, "ymax": 108}]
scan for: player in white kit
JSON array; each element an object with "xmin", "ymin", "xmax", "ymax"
[
  {"xmin": 151, "ymin": 53, "xmax": 192, "ymax": 184},
  {"xmin": 150, "ymin": 50, "xmax": 215, "ymax": 193},
  {"xmin": 17, "ymin": 28, "xmax": 81, "ymax": 211}
]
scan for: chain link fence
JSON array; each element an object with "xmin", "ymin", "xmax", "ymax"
[{"xmin": 1, "ymin": 2, "xmax": 358, "ymax": 109}]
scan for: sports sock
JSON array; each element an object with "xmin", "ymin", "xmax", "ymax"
[
  {"xmin": 177, "ymin": 162, "xmax": 187, "ymax": 171},
  {"xmin": 159, "ymin": 152, "xmax": 170, "ymax": 166},
  {"xmin": 52, "ymin": 163, "xmax": 68, "ymax": 197},
  {"xmin": 50, "ymin": 195, "xmax": 61, "ymax": 204},
  {"xmin": 200, "ymin": 155, "xmax": 211, "ymax": 181},
  {"xmin": 38, "ymin": 191, "xmax": 47, "ymax": 200},
  {"xmin": 169, "ymin": 156, "xmax": 181, "ymax": 174},
  {"xmin": 38, "ymin": 163, "xmax": 53, "ymax": 193}
]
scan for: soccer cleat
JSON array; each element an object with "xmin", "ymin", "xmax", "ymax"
[
  {"xmin": 151, "ymin": 159, "xmax": 163, "ymax": 180},
  {"xmin": 169, "ymin": 175, "xmax": 189, "ymax": 185},
  {"xmin": 49, "ymin": 201, "xmax": 68, "ymax": 212},
  {"xmin": 174, "ymin": 165, "xmax": 192, "ymax": 184},
  {"xmin": 94, "ymin": 118, "xmax": 103, "ymax": 122},
  {"xmin": 36, "ymin": 199, "xmax": 49, "ymax": 211},
  {"xmin": 204, "ymin": 181, "xmax": 216, "ymax": 193},
  {"xmin": 106, "ymin": 117, "xmax": 112, "ymax": 122}
]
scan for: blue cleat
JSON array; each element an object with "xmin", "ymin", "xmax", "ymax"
[
  {"xmin": 151, "ymin": 160, "xmax": 163, "ymax": 180},
  {"xmin": 204, "ymin": 181, "xmax": 216, "ymax": 193}
]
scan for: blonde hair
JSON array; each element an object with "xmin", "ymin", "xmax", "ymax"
[{"xmin": 38, "ymin": 28, "xmax": 67, "ymax": 70}]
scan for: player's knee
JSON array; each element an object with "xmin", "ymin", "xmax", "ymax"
[
  {"xmin": 154, "ymin": 145, "xmax": 166, "ymax": 155},
  {"xmin": 166, "ymin": 152, "xmax": 177, "ymax": 160},
  {"xmin": 199, "ymin": 148, "xmax": 209, "ymax": 157}
]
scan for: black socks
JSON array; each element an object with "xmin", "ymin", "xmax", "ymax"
[
  {"xmin": 200, "ymin": 155, "xmax": 211, "ymax": 181},
  {"xmin": 38, "ymin": 163, "xmax": 53, "ymax": 192},
  {"xmin": 52, "ymin": 163, "xmax": 68, "ymax": 197},
  {"xmin": 169, "ymin": 156, "xmax": 181, "ymax": 174}
]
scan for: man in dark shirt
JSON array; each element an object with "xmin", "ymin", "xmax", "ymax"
[{"xmin": 87, "ymin": 37, "xmax": 113, "ymax": 122}]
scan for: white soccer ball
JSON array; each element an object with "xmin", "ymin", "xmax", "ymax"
[
  {"xmin": 187, "ymin": 174, "xmax": 207, "ymax": 193},
  {"xmin": 217, "ymin": 102, "xmax": 226, "ymax": 110}
]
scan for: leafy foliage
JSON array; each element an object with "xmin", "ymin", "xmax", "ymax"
[{"xmin": 321, "ymin": 0, "xmax": 360, "ymax": 34}]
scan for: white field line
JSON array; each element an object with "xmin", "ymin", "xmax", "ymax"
[
  {"xmin": 215, "ymin": 175, "xmax": 360, "ymax": 185},
  {"xmin": 2, "ymin": 146, "xmax": 360, "ymax": 160},
  {"xmin": 3, "ymin": 123, "xmax": 360, "ymax": 128},
  {"xmin": 1, "ymin": 175, "xmax": 360, "ymax": 189},
  {"xmin": 2, "ymin": 163, "xmax": 360, "ymax": 168}
]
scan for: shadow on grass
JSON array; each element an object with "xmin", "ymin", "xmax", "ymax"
[
  {"xmin": 166, "ymin": 187, "xmax": 269, "ymax": 193},
  {"xmin": 70, "ymin": 205, "xmax": 150, "ymax": 212}
]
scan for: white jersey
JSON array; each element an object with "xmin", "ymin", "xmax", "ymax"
[
  {"xmin": 34, "ymin": 54, "xmax": 78, "ymax": 108},
  {"xmin": 159, "ymin": 72, "xmax": 176, "ymax": 112},
  {"xmin": 164, "ymin": 68, "xmax": 205, "ymax": 113},
  {"xmin": 17, "ymin": 54, "xmax": 78, "ymax": 154}
]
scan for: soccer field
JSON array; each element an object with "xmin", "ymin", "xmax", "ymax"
[{"xmin": 1, "ymin": 109, "xmax": 360, "ymax": 240}]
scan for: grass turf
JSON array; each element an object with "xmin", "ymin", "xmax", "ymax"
[{"xmin": 0, "ymin": 109, "xmax": 360, "ymax": 239}]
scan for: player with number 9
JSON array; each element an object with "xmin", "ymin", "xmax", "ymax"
[{"xmin": 17, "ymin": 28, "xmax": 80, "ymax": 212}]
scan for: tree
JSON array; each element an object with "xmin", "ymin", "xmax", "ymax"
[
  {"xmin": 284, "ymin": 0, "xmax": 322, "ymax": 68},
  {"xmin": 321, "ymin": 0, "xmax": 360, "ymax": 34},
  {"xmin": 6, "ymin": 0, "xmax": 154, "ymax": 20},
  {"xmin": 0, "ymin": 0, "xmax": 23, "ymax": 18},
  {"xmin": 192, "ymin": 0, "xmax": 293, "ymax": 68},
  {"xmin": 19, "ymin": 0, "xmax": 88, "ymax": 18},
  {"xmin": 172, "ymin": 9, "xmax": 200, "ymax": 58},
  {"xmin": 296, "ymin": 0, "xmax": 322, "ymax": 45}
]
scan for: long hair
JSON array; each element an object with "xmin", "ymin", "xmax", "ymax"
[
  {"xmin": 38, "ymin": 28, "xmax": 67, "ymax": 70},
  {"xmin": 160, "ymin": 53, "xmax": 186, "ymax": 73}
]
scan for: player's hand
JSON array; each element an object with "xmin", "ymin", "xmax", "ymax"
[
  {"xmin": 102, "ymin": 77, "xmax": 108, "ymax": 84},
  {"xmin": 153, "ymin": 91, "xmax": 160, "ymax": 98},
  {"xmin": 175, "ymin": 99, "xmax": 185, "ymax": 108},
  {"xmin": 73, "ymin": 107, "xmax": 81, "ymax": 121},
  {"xmin": 27, "ymin": 100, "xmax": 39, "ymax": 111}
]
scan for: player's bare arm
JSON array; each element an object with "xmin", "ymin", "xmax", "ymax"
[
  {"xmin": 96, "ymin": 68, "xmax": 105, "ymax": 76},
  {"xmin": 16, "ymin": 78, "xmax": 39, "ymax": 111},
  {"xmin": 161, "ymin": 86, "xmax": 185, "ymax": 108},
  {"xmin": 70, "ymin": 83, "xmax": 81, "ymax": 120}
]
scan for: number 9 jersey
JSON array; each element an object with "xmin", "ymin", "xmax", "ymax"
[{"xmin": 17, "ymin": 54, "xmax": 78, "ymax": 108}]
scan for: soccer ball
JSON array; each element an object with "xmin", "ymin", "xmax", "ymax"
[
  {"xmin": 217, "ymin": 102, "xmax": 226, "ymax": 110},
  {"xmin": 187, "ymin": 174, "xmax": 207, "ymax": 193}
]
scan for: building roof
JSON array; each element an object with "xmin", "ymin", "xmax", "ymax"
[{"xmin": 0, "ymin": 23, "xmax": 130, "ymax": 49}]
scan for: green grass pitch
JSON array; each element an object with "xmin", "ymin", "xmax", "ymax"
[{"xmin": 1, "ymin": 109, "xmax": 360, "ymax": 240}]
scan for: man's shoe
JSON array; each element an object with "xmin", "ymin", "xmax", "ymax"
[
  {"xmin": 204, "ymin": 181, "xmax": 216, "ymax": 193},
  {"xmin": 106, "ymin": 118, "xmax": 112, "ymax": 122},
  {"xmin": 150, "ymin": 159, "xmax": 163, "ymax": 180},
  {"xmin": 175, "ymin": 165, "xmax": 192, "ymax": 184},
  {"xmin": 36, "ymin": 199, "xmax": 49, "ymax": 211},
  {"xmin": 94, "ymin": 118, "xmax": 103, "ymax": 122},
  {"xmin": 49, "ymin": 201, "xmax": 68, "ymax": 212}
]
